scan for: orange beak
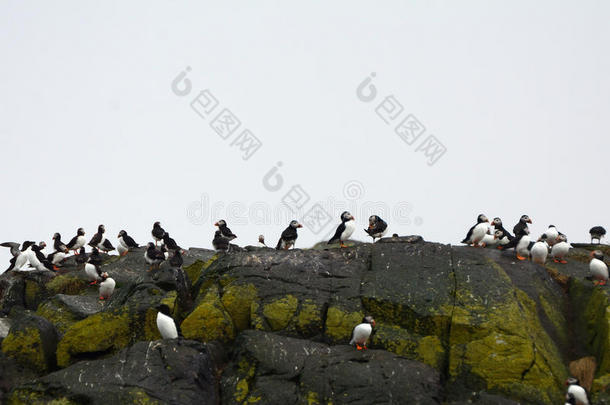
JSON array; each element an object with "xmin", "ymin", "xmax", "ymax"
[
  {"xmin": 297, "ymin": 224, "xmax": 303, "ymax": 228},
  {"xmin": 214, "ymin": 222, "xmax": 219, "ymax": 226}
]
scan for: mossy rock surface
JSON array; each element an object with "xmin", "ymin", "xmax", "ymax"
[
  {"xmin": 181, "ymin": 285, "xmax": 235, "ymax": 342},
  {"xmin": 36, "ymin": 294, "xmax": 101, "ymax": 336}
]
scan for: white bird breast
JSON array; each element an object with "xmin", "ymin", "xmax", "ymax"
[
  {"xmin": 99, "ymin": 278, "xmax": 116, "ymax": 298},
  {"xmin": 341, "ymin": 220, "xmax": 356, "ymax": 241},
  {"xmin": 590, "ymin": 258, "xmax": 609, "ymax": 280},
  {"xmin": 350, "ymin": 323, "xmax": 372, "ymax": 345},
  {"xmin": 471, "ymin": 223, "xmax": 488, "ymax": 244},
  {"xmin": 84, "ymin": 263, "xmax": 100, "ymax": 281},
  {"xmin": 157, "ymin": 312, "xmax": 178, "ymax": 339}
]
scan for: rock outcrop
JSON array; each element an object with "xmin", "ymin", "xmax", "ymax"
[{"xmin": 1, "ymin": 238, "xmax": 609, "ymax": 404}]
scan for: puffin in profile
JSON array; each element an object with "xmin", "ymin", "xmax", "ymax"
[
  {"xmin": 257, "ymin": 235, "xmax": 267, "ymax": 248},
  {"xmin": 589, "ymin": 250, "xmax": 608, "ymax": 286},
  {"xmin": 349, "ymin": 316, "xmax": 376, "ymax": 350},
  {"xmin": 480, "ymin": 230, "xmax": 504, "ymax": 248},
  {"xmin": 364, "ymin": 215, "xmax": 388, "ymax": 242},
  {"xmin": 214, "ymin": 220, "xmax": 237, "ymax": 241},
  {"xmin": 590, "ymin": 226, "xmax": 606, "ymax": 244},
  {"xmin": 461, "ymin": 214, "xmax": 489, "ymax": 246},
  {"xmin": 145, "ymin": 242, "xmax": 166, "ymax": 270},
  {"xmin": 530, "ymin": 235, "xmax": 549, "ymax": 265},
  {"xmin": 156, "ymin": 304, "xmax": 179, "ymax": 339},
  {"xmin": 513, "ymin": 215, "xmax": 532, "ymax": 237},
  {"xmin": 88, "ymin": 225, "xmax": 115, "ymax": 253},
  {"xmin": 328, "ymin": 211, "xmax": 356, "ymax": 248},
  {"xmin": 98, "ymin": 272, "xmax": 116, "ymax": 300},
  {"xmin": 117, "ymin": 230, "xmax": 139, "ymax": 256},
  {"xmin": 47, "ymin": 233, "xmax": 69, "ymax": 270},
  {"xmin": 565, "ymin": 377, "xmax": 589, "ymax": 405},
  {"xmin": 29, "ymin": 242, "xmax": 53, "ymax": 271},
  {"xmin": 151, "ymin": 222, "xmax": 165, "ymax": 246},
  {"xmin": 276, "ymin": 220, "xmax": 303, "ymax": 250},
  {"xmin": 162, "ymin": 232, "xmax": 181, "ymax": 252},
  {"xmin": 213, "ymin": 230, "xmax": 230, "ymax": 252},
  {"xmin": 66, "ymin": 228, "xmax": 86, "ymax": 254},
  {"xmin": 490, "ymin": 217, "xmax": 514, "ymax": 243},
  {"xmin": 551, "ymin": 234, "xmax": 570, "ymax": 263},
  {"xmin": 169, "ymin": 249, "xmax": 183, "ymax": 268}
]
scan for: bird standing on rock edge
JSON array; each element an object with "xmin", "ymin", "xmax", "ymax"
[
  {"xmin": 214, "ymin": 220, "xmax": 237, "ymax": 241},
  {"xmin": 349, "ymin": 316, "xmax": 376, "ymax": 350},
  {"xmin": 66, "ymin": 228, "xmax": 86, "ymax": 255},
  {"xmin": 117, "ymin": 230, "xmax": 139, "ymax": 256},
  {"xmin": 364, "ymin": 215, "xmax": 388, "ymax": 243},
  {"xmin": 589, "ymin": 250, "xmax": 608, "ymax": 286},
  {"xmin": 276, "ymin": 220, "xmax": 302, "ymax": 250},
  {"xmin": 328, "ymin": 211, "xmax": 356, "ymax": 248},
  {"xmin": 461, "ymin": 214, "xmax": 489, "ymax": 246},
  {"xmin": 151, "ymin": 222, "xmax": 165, "ymax": 246}
]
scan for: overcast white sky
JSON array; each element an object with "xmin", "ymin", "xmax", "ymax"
[{"xmin": 1, "ymin": 1, "xmax": 609, "ymax": 272}]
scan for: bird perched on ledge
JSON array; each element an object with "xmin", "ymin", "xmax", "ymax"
[
  {"xmin": 461, "ymin": 214, "xmax": 489, "ymax": 246},
  {"xmin": 364, "ymin": 215, "xmax": 388, "ymax": 243},
  {"xmin": 276, "ymin": 220, "xmax": 302, "ymax": 250},
  {"xmin": 328, "ymin": 211, "xmax": 355, "ymax": 248},
  {"xmin": 350, "ymin": 316, "xmax": 376, "ymax": 350}
]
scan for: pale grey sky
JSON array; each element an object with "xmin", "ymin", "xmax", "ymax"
[{"xmin": 1, "ymin": 1, "xmax": 609, "ymax": 272}]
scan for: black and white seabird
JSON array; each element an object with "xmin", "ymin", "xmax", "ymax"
[
  {"xmin": 214, "ymin": 220, "xmax": 237, "ymax": 241},
  {"xmin": 156, "ymin": 304, "xmax": 179, "ymax": 339},
  {"xmin": 169, "ymin": 249, "xmax": 183, "ymax": 268},
  {"xmin": 551, "ymin": 234, "xmax": 570, "ymax": 264},
  {"xmin": 144, "ymin": 242, "xmax": 166, "ymax": 270},
  {"xmin": 590, "ymin": 226, "xmax": 606, "ymax": 244},
  {"xmin": 480, "ymin": 230, "xmax": 504, "ymax": 248},
  {"xmin": 29, "ymin": 242, "xmax": 54, "ymax": 271},
  {"xmin": 117, "ymin": 230, "xmax": 139, "ymax": 256},
  {"xmin": 66, "ymin": 228, "xmax": 86, "ymax": 254},
  {"xmin": 75, "ymin": 247, "xmax": 88, "ymax": 264},
  {"xmin": 349, "ymin": 315, "xmax": 376, "ymax": 350},
  {"xmin": 213, "ymin": 230, "xmax": 230, "ymax": 252},
  {"xmin": 162, "ymin": 232, "xmax": 181, "ymax": 252},
  {"xmin": 461, "ymin": 214, "xmax": 489, "ymax": 246},
  {"xmin": 590, "ymin": 250, "xmax": 608, "ymax": 286},
  {"xmin": 530, "ymin": 235, "xmax": 549, "ymax": 265},
  {"xmin": 85, "ymin": 248, "xmax": 103, "ymax": 284},
  {"xmin": 565, "ymin": 377, "xmax": 589, "ymax": 405},
  {"xmin": 364, "ymin": 215, "xmax": 388, "ymax": 242},
  {"xmin": 328, "ymin": 211, "xmax": 356, "ymax": 248},
  {"xmin": 257, "ymin": 235, "xmax": 267, "ymax": 248},
  {"xmin": 490, "ymin": 217, "xmax": 514, "ymax": 243},
  {"xmin": 151, "ymin": 222, "xmax": 166, "ymax": 246},
  {"xmin": 276, "ymin": 220, "xmax": 303, "ymax": 250},
  {"xmin": 88, "ymin": 225, "xmax": 115, "ymax": 253},
  {"xmin": 544, "ymin": 225, "xmax": 559, "ymax": 247},
  {"xmin": 2, "ymin": 241, "xmax": 34, "ymax": 272},
  {"xmin": 98, "ymin": 272, "xmax": 115, "ymax": 300},
  {"xmin": 47, "ymin": 233, "xmax": 69, "ymax": 270},
  {"xmin": 513, "ymin": 215, "xmax": 532, "ymax": 237}
]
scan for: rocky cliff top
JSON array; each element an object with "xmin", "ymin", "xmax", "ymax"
[{"xmin": 1, "ymin": 237, "xmax": 610, "ymax": 404}]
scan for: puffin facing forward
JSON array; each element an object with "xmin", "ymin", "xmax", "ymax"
[
  {"xmin": 66, "ymin": 228, "xmax": 86, "ymax": 254},
  {"xmin": 461, "ymin": 214, "xmax": 489, "ymax": 246},
  {"xmin": 530, "ymin": 235, "xmax": 549, "ymax": 264},
  {"xmin": 276, "ymin": 220, "xmax": 302, "ymax": 250},
  {"xmin": 98, "ymin": 272, "xmax": 115, "ymax": 300},
  {"xmin": 551, "ymin": 234, "xmax": 570, "ymax": 263},
  {"xmin": 565, "ymin": 377, "xmax": 589, "ymax": 405},
  {"xmin": 364, "ymin": 215, "xmax": 388, "ymax": 242},
  {"xmin": 328, "ymin": 211, "xmax": 356, "ymax": 248},
  {"xmin": 349, "ymin": 316, "xmax": 376, "ymax": 350}
]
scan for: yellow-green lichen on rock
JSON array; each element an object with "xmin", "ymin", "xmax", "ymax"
[
  {"xmin": 36, "ymin": 301, "xmax": 80, "ymax": 336},
  {"xmin": 180, "ymin": 285, "xmax": 235, "ymax": 342},
  {"xmin": 1, "ymin": 327, "xmax": 46, "ymax": 372},
  {"xmin": 46, "ymin": 274, "xmax": 89, "ymax": 296},
  {"xmin": 56, "ymin": 311, "xmax": 131, "ymax": 368},
  {"xmin": 262, "ymin": 295, "xmax": 298, "ymax": 331},
  {"xmin": 221, "ymin": 283, "xmax": 258, "ymax": 331},
  {"xmin": 325, "ymin": 306, "xmax": 363, "ymax": 343},
  {"xmin": 7, "ymin": 389, "xmax": 78, "ymax": 405},
  {"xmin": 296, "ymin": 299, "xmax": 323, "ymax": 335}
]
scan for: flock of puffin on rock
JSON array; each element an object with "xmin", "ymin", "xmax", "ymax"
[
  {"xmin": 0, "ymin": 213, "xmax": 606, "ymax": 356},
  {"xmin": 462, "ymin": 214, "xmax": 608, "ymax": 285}
]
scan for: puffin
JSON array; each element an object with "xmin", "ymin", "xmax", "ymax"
[
  {"xmin": 162, "ymin": 232, "xmax": 181, "ymax": 252},
  {"xmin": 565, "ymin": 393, "xmax": 576, "ymax": 405},
  {"xmin": 565, "ymin": 377, "xmax": 589, "ymax": 405},
  {"xmin": 513, "ymin": 215, "xmax": 532, "ymax": 237},
  {"xmin": 88, "ymin": 225, "xmax": 115, "ymax": 253},
  {"xmin": 512, "ymin": 228, "xmax": 532, "ymax": 261},
  {"xmin": 98, "ymin": 272, "xmax": 116, "ymax": 300},
  {"xmin": 156, "ymin": 304, "xmax": 179, "ymax": 339},
  {"xmin": 169, "ymin": 249, "xmax": 183, "ymax": 268},
  {"xmin": 212, "ymin": 230, "xmax": 230, "ymax": 252},
  {"xmin": 364, "ymin": 215, "xmax": 388, "ymax": 242},
  {"xmin": 151, "ymin": 222, "xmax": 166, "ymax": 246},
  {"xmin": 29, "ymin": 242, "xmax": 54, "ymax": 271},
  {"xmin": 84, "ymin": 249, "xmax": 103, "ymax": 284},
  {"xmin": 144, "ymin": 242, "xmax": 166, "ymax": 270},
  {"xmin": 551, "ymin": 234, "xmax": 570, "ymax": 263},
  {"xmin": 349, "ymin": 316, "xmax": 376, "ymax": 350},
  {"xmin": 328, "ymin": 211, "xmax": 356, "ymax": 248},
  {"xmin": 461, "ymin": 214, "xmax": 489, "ymax": 246},
  {"xmin": 214, "ymin": 220, "xmax": 237, "ymax": 241},
  {"xmin": 117, "ymin": 230, "xmax": 139, "ymax": 256},
  {"xmin": 590, "ymin": 226, "xmax": 606, "ymax": 244},
  {"xmin": 276, "ymin": 220, "xmax": 303, "ymax": 250},
  {"xmin": 544, "ymin": 225, "xmax": 559, "ymax": 247},
  {"xmin": 66, "ymin": 228, "xmax": 86, "ymax": 254},
  {"xmin": 530, "ymin": 235, "xmax": 549, "ymax": 264},
  {"xmin": 75, "ymin": 247, "xmax": 88, "ymax": 264},
  {"xmin": 257, "ymin": 235, "xmax": 267, "ymax": 248},
  {"xmin": 480, "ymin": 230, "xmax": 504, "ymax": 248},
  {"xmin": 490, "ymin": 217, "xmax": 514, "ymax": 243},
  {"xmin": 1, "ymin": 241, "xmax": 34, "ymax": 272},
  {"xmin": 48, "ymin": 233, "xmax": 69, "ymax": 270},
  {"xmin": 589, "ymin": 250, "xmax": 608, "ymax": 286}
]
